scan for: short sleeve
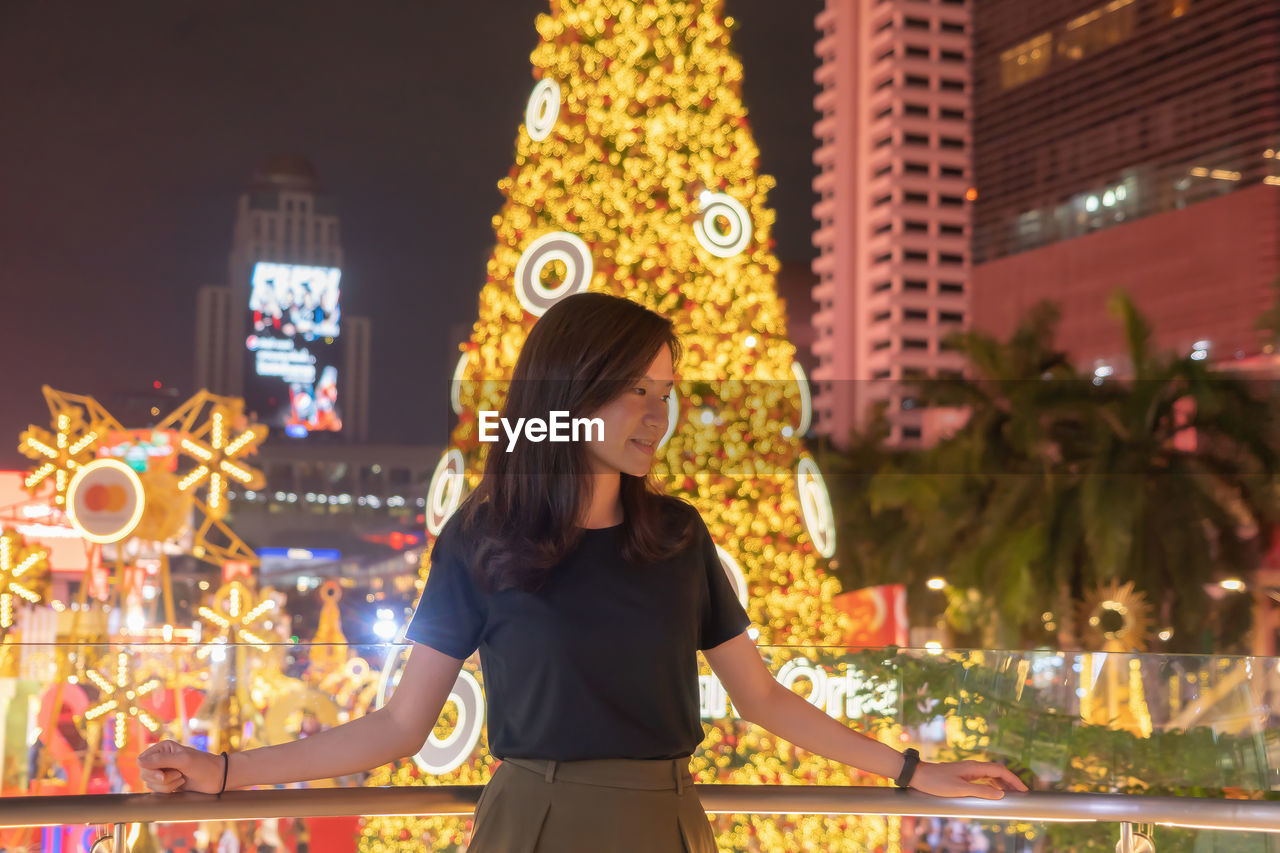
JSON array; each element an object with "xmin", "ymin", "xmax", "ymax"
[
  {"xmin": 404, "ymin": 525, "xmax": 485, "ymax": 659},
  {"xmin": 693, "ymin": 510, "xmax": 752, "ymax": 651}
]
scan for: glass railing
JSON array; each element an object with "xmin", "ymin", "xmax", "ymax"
[{"xmin": 2, "ymin": 642, "xmax": 1277, "ymax": 852}]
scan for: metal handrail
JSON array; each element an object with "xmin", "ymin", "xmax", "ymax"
[{"xmin": 3, "ymin": 786, "xmax": 1278, "ymax": 833}]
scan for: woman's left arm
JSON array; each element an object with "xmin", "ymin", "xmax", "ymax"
[{"xmin": 703, "ymin": 632, "xmax": 1027, "ymax": 799}]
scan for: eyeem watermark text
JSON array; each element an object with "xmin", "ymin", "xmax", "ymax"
[{"xmin": 478, "ymin": 411, "xmax": 604, "ymax": 452}]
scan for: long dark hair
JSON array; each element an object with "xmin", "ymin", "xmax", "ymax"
[{"xmin": 449, "ymin": 292, "xmax": 700, "ymax": 595}]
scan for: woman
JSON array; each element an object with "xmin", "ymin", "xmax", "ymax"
[{"xmin": 139, "ymin": 292, "xmax": 1026, "ymax": 852}]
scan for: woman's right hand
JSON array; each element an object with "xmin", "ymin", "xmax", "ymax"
[{"xmin": 137, "ymin": 739, "xmax": 227, "ymax": 794}]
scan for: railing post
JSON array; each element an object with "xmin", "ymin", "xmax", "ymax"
[{"xmin": 1117, "ymin": 822, "xmax": 1156, "ymax": 853}]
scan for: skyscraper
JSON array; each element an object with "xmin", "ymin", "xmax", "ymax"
[
  {"xmin": 193, "ymin": 155, "xmax": 371, "ymax": 440},
  {"xmin": 812, "ymin": 0, "xmax": 973, "ymax": 449},
  {"xmin": 969, "ymin": 0, "xmax": 1280, "ymax": 371}
]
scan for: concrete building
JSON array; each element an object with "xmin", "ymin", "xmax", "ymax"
[
  {"xmin": 969, "ymin": 0, "xmax": 1280, "ymax": 373},
  {"xmin": 812, "ymin": 0, "xmax": 973, "ymax": 449}
]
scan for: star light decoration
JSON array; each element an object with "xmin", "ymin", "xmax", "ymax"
[
  {"xmin": 0, "ymin": 528, "xmax": 49, "ymax": 631},
  {"xmin": 198, "ymin": 580, "xmax": 276, "ymax": 651},
  {"xmin": 176, "ymin": 403, "xmax": 265, "ymax": 521},
  {"xmin": 82, "ymin": 651, "xmax": 164, "ymax": 750}
]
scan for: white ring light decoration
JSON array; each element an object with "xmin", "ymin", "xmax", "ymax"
[
  {"xmin": 376, "ymin": 649, "xmax": 486, "ymax": 775},
  {"xmin": 796, "ymin": 456, "xmax": 836, "ymax": 558},
  {"xmin": 66, "ymin": 458, "xmax": 146, "ymax": 544},
  {"xmin": 791, "ymin": 361, "xmax": 812, "ymax": 437},
  {"xmin": 657, "ymin": 388, "xmax": 679, "ymax": 451},
  {"xmin": 715, "ymin": 544, "xmax": 750, "ymax": 610},
  {"xmin": 514, "ymin": 231, "xmax": 594, "ymax": 317},
  {"xmin": 426, "ymin": 448, "xmax": 466, "ymax": 536},
  {"xmin": 525, "ymin": 79, "xmax": 561, "ymax": 142},
  {"xmin": 693, "ymin": 190, "xmax": 752, "ymax": 258},
  {"xmin": 413, "ymin": 669, "xmax": 486, "ymax": 774},
  {"xmin": 450, "ymin": 352, "xmax": 469, "ymax": 417}
]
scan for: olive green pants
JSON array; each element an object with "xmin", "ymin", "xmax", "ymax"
[{"xmin": 466, "ymin": 756, "xmax": 721, "ymax": 853}]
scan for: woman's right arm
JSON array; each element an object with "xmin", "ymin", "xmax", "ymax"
[{"xmin": 138, "ymin": 642, "xmax": 466, "ymax": 793}]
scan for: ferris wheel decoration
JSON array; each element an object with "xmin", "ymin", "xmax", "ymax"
[
  {"xmin": 0, "ymin": 528, "xmax": 49, "ymax": 632},
  {"xmin": 198, "ymin": 580, "xmax": 276, "ymax": 651},
  {"xmin": 82, "ymin": 651, "xmax": 164, "ymax": 750},
  {"xmin": 176, "ymin": 403, "xmax": 266, "ymax": 521}
]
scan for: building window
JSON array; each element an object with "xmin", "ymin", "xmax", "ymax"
[
  {"xmin": 904, "ymin": 17, "xmax": 930, "ymax": 30},
  {"xmin": 876, "ymin": 106, "xmax": 893, "ymax": 119},
  {"xmin": 874, "ymin": 163, "xmax": 893, "ymax": 177},
  {"xmin": 904, "ymin": 133, "xmax": 930, "ymax": 146},
  {"xmin": 875, "ymin": 76, "xmax": 894, "ymax": 90},
  {"xmin": 873, "ymin": 252, "xmax": 893, "ymax": 264},
  {"xmin": 939, "ymin": 194, "xmax": 964, "ymax": 206},
  {"xmin": 940, "ymin": 165, "xmax": 965, "ymax": 178},
  {"xmin": 905, "ymin": 103, "xmax": 930, "ymax": 117},
  {"xmin": 904, "ymin": 308, "xmax": 929, "ymax": 321},
  {"xmin": 873, "ymin": 339, "xmax": 893, "ymax": 351},
  {"xmin": 940, "ymin": 49, "xmax": 965, "ymax": 62},
  {"xmin": 905, "ymin": 220, "xmax": 929, "ymax": 233},
  {"xmin": 903, "ymin": 249, "xmax": 929, "ymax": 262},
  {"xmin": 903, "ymin": 339, "xmax": 929, "ymax": 350},
  {"xmin": 875, "ymin": 136, "xmax": 893, "ymax": 148},
  {"xmin": 905, "ymin": 162, "xmax": 930, "ymax": 174},
  {"xmin": 873, "ymin": 280, "xmax": 893, "ymax": 293},
  {"xmin": 1059, "ymin": 0, "xmax": 1137, "ymax": 62},
  {"xmin": 876, "ymin": 47, "xmax": 895, "ymax": 62},
  {"xmin": 1000, "ymin": 31, "xmax": 1052, "ymax": 90},
  {"xmin": 872, "ymin": 369, "xmax": 892, "ymax": 380},
  {"xmin": 873, "ymin": 222, "xmax": 893, "ymax": 235},
  {"xmin": 905, "ymin": 191, "xmax": 929, "ymax": 204},
  {"xmin": 873, "ymin": 194, "xmax": 893, "ymax": 206},
  {"xmin": 940, "ymin": 136, "xmax": 965, "ymax": 149},
  {"xmin": 901, "ymin": 426, "xmax": 923, "ymax": 440},
  {"xmin": 940, "ymin": 107, "xmax": 966, "ymax": 121},
  {"xmin": 905, "ymin": 74, "xmax": 930, "ymax": 88},
  {"xmin": 940, "ymin": 79, "xmax": 966, "ymax": 93},
  {"xmin": 939, "ymin": 281, "xmax": 964, "ymax": 294},
  {"xmin": 873, "ymin": 310, "xmax": 892, "ymax": 323},
  {"xmin": 939, "ymin": 253, "xmax": 964, "ymax": 265},
  {"xmin": 905, "ymin": 45, "xmax": 930, "ymax": 58},
  {"xmin": 939, "ymin": 311, "xmax": 965, "ymax": 323},
  {"xmin": 940, "ymin": 224, "xmax": 965, "ymax": 236},
  {"xmin": 904, "ymin": 279, "xmax": 929, "ymax": 291}
]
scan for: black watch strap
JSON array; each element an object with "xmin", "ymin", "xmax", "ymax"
[{"xmin": 895, "ymin": 748, "xmax": 920, "ymax": 789}]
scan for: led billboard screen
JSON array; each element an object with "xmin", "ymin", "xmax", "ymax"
[{"xmin": 244, "ymin": 262, "xmax": 343, "ymax": 436}]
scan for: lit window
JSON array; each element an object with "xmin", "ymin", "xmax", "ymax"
[{"xmin": 1000, "ymin": 32, "xmax": 1052, "ymax": 90}]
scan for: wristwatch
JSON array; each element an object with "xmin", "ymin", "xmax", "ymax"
[{"xmin": 895, "ymin": 747, "xmax": 920, "ymax": 789}]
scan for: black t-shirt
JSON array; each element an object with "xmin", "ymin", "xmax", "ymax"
[{"xmin": 404, "ymin": 500, "xmax": 752, "ymax": 761}]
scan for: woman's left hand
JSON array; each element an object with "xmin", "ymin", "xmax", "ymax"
[{"xmin": 907, "ymin": 760, "xmax": 1029, "ymax": 799}]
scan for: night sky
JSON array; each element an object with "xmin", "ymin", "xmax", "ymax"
[{"xmin": 0, "ymin": 0, "xmax": 820, "ymax": 466}]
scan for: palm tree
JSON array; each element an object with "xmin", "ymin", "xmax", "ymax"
[{"xmin": 840, "ymin": 293, "xmax": 1280, "ymax": 652}]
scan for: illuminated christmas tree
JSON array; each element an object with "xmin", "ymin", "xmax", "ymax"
[{"xmin": 363, "ymin": 2, "xmax": 892, "ymax": 851}]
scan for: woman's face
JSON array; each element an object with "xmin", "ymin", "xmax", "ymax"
[{"xmin": 580, "ymin": 346, "xmax": 674, "ymax": 477}]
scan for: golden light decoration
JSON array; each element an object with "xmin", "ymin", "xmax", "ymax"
[
  {"xmin": 82, "ymin": 650, "xmax": 163, "ymax": 750},
  {"xmin": 19, "ymin": 407, "xmax": 102, "ymax": 508},
  {"xmin": 1078, "ymin": 580, "xmax": 1154, "ymax": 652},
  {"xmin": 176, "ymin": 404, "xmax": 265, "ymax": 521},
  {"xmin": 198, "ymin": 580, "xmax": 276, "ymax": 650},
  {"xmin": 0, "ymin": 528, "xmax": 49, "ymax": 630},
  {"xmin": 369, "ymin": 1, "xmax": 877, "ymax": 850}
]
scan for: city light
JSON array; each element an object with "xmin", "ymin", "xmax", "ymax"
[
  {"xmin": 926, "ymin": 577, "xmax": 947, "ymax": 591},
  {"xmin": 1219, "ymin": 579, "xmax": 1245, "ymax": 592},
  {"xmin": 373, "ymin": 608, "xmax": 398, "ymax": 641}
]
